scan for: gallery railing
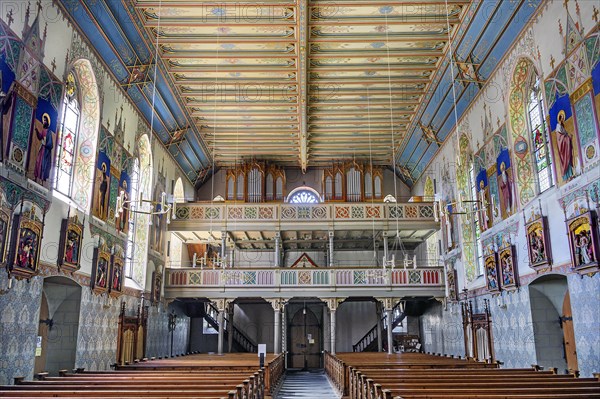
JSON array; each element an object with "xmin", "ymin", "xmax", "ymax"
[
  {"xmin": 170, "ymin": 202, "xmax": 435, "ymax": 223},
  {"xmin": 166, "ymin": 267, "xmax": 443, "ymax": 289}
]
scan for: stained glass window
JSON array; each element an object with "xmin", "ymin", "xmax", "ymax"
[
  {"xmin": 54, "ymin": 72, "xmax": 80, "ymax": 197},
  {"xmin": 125, "ymin": 159, "xmax": 140, "ymax": 279},
  {"xmin": 470, "ymin": 162, "xmax": 484, "ymax": 276},
  {"xmin": 527, "ymin": 75, "xmax": 554, "ymax": 193},
  {"xmin": 289, "ymin": 191, "xmax": 319, "ymax": 204}
]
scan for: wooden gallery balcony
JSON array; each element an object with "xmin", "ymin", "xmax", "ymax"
[
  {"xmin": 169, "ymin": 201, "xmax": 439, "ymax": 231},
  {"xmin": 165, "ymin": 201, "xmax": 443, "ymax": 299},
  {"xmin": 164, "ymin": 267, "xmax": 445, "ymax": 299}
]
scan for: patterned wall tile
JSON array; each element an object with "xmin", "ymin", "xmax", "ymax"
[
  {"xmin": 0, "ymin": 274, "xmax": 43, "ymax": 385},
  {"xmin": 567, "ymin": 273, "xmax": 600, "ymax": 377}
]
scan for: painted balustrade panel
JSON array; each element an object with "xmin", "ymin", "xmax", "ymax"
[
  {"xmin": 167, "ymin": 268, "xmax": 443, "ymax": 289},
  {"xmin": 170, "ymin": 202, "xmax": 435, "ymax": 223}
]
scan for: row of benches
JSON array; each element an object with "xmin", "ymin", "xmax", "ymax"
[
  {"xmin": 325, "ymin": 352, "xmax": 600, "ymax": 399},
  {"xmin": 0, "ymin": 353, "xmax": 285, "ymax": 399}
]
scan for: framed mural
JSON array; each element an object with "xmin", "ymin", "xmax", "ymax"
[
  {"xmin": 0, "ymin": 205, "xmax": 10, "ymax": 265},
  {"xmin": 57, "ymin": 213, "xmax": 84, "ymax": 273},
  {"xmin": 498, "ymin": 245, "xmax": 518, "ymax": 291},
  {"xmin": 525, "ymin": 215, "xmax": 552, "ymax": 272},
  {"xmin": 115, "ymin": 172, "xmax": 130, "ymax": 235},
  {"xmin": 484, "ymin": 251, "xmax": 500, "ymax": 294},
  {"xmin": 151, "ymin": 270, "xmax": 162, "ymax": 304},
  {"xmin": 92, "ymin": 151, "xmax": 111, "ymax": 222},
  {"xmin": 7, "ymin": 204, "xmax": 43, "ymax": 280},
  {"xmin": 109, "ymin": 246, "xmax": 124, "ymax": 298},
  {"xmin": 476, "ymin": 170, "xmax": 492, "ymax": 232},
  {"xmin": 496, "ymin": 149, "xmax": 516, "ymax": 219},
  {"xmin": 91, "ymin": 242, "xmax": 111, "ymax": 295},
  {"xmin": 566, "ymin": 211, "xmax": 599, "ymax": 274}
]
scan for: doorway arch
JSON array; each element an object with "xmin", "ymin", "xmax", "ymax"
[
  {"xmin": 529, "ymin": 274, "xmax": 575, "ymax": 373},
  {"xmin": 34, "ymin": 276, "xmax": 82, "ymax": 376}
]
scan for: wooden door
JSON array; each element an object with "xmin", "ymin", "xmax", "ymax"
[
  {"xmin": 562, "ymin": 291, "xmax": 578, "ymax": 372},
  {"xmin": 288, "ymin": 308, "xmax": 321, "ymax": 369}
]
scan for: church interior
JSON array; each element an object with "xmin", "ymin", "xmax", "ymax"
[{"xmin": 0, "ymin": 0, "xmax": 599, "ymax": 397}]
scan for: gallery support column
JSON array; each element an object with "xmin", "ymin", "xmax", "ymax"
[
  {"xmin": 274, "ymin": 232, "xmax": 281, "ymax": 267},
  {"xmin": 328, "ymin": 231, "xmax": 334, "ymax": 267},
  {"xmin": 376, "ymin": 300, "xmax": 383, "ymax": 352},
  {"xmin": 221, "ymin": 231, "xmax": 227, "ymax": 265},
  {"xmin": 268, "ymin": 299, "xmax": 283, "ymax": 355},
  {"xmin": 326, "ymin": 298, "xmax": 345, "ymax": 355},
  {"xmin": 213, "ymin": 299, "xmax": 229, "ymax": 355},
  {"xmin": 380, "ymin": 298, "xmax": 395, "ymax": 355}
]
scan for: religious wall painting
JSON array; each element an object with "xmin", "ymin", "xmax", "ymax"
[
  {"xmin": 26, "ymin": 97, "xmax": 58, "ymax": 188},
  {"xmin": 5, "ymin": 81, "xmax": 36, "ymax": 172},
  {"xmin": 7, "ymin": 204, "xmax": 43, "ymax": 280},
  {"xmin": 151, "ymin": 270, "xmax": 162, "ymax": 304},
  {"xmin": 476, "ymin": 170, "xmax": 492, "ymax": 232},
  {"xmin": 525, "ymin": 215, "xmax": 552, "ymax": 273},
  {"xmin": 115, "ymin": 171, "xmax": 131, "ymax": 236},
  {"xmin": 548, "ymin": 92, "xmax": 581, "ymax": 186},
  {"xmin": 566, "ymin": 211, "xmax": 599, "ymax": 274},
  {"xmin": 57, "ymin": 213, "xmax": 83, "ymax": 273},
  {"xmin": 91, "ymin": 240, "xmax": 110, "ymax": 295},
  {"xmin": 571, "ymin": 81, "xmax": 600, "ymax": 172},
  {"xmin": 109, "ymin": 245, "xmax": 124, "ymax": 298},
  {"xmin": 592, "ymin": 59, "xmax": 600, "ymax": 130},
  {"xmin": 92, "ymin": 151, "xmax": 111, "ymax": 221},
  {"xmin": 498, "ymin": 245, "xmax": 518, "ymax": 291},
  {"xmin": 484, "ymin": 251, "xmax": 500, "ymax": 294},
  {"xmin": 0, "ymin": 205, "xmax": 10, "ymax": 265},
  {"xmin": 0, "ymin": 56, "xmax": 17, "ymax": 164},
  {"xmin": 496, "ymin": 149, "xmax": 515, "ymax": 220}
]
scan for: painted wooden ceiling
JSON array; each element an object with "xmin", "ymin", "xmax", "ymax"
[{"xmin": 58, "ymin": 0, "xmax": 541, "ymax": 187}]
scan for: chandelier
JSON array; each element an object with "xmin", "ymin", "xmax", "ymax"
[{"xmin": 115, "ymin": 191, "xmax": 174, "ymax": 224}]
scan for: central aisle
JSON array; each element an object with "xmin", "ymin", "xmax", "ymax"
[{"xmin": 275, "ymin": 370, "xmax": 341, "ymax": 399}]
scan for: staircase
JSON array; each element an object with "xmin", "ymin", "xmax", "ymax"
[
  {"xmin": 203, "ymin": 302, "xmax": 258, "ymax": 352},
  {"xmin": 275, "ymin": 370, "xmax": 340, "ymax": 399},
  {"xmin": 352, "ymin": 302, "xmax": 406, "ymax": 352}
]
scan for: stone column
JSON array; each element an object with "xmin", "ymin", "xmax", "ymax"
[
  {"xmin": 221, "ymin": 231, "xmax": 227, "ymax": 265},
  {"xmin": 381, "ymin": 298, "xmax": 395, "ymax": 355},
  {"xmin": 213, "ymin": 299, "xmax": 229, "ymax": 355},
  {"xmin": 268, "ymin": 299, "xmax": 283, "ymax": 355},
  {"xmin": 328, "ymin": 231, "xmax": 334, "ymax": 267},
  {"xmin": 326, "ymin": 298, "xmax": 345, "ymax": 355}
]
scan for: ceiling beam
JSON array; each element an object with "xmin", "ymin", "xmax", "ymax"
[{"xmin": 298, "ymin": 0, "xmax": 308, "ymax": 172}]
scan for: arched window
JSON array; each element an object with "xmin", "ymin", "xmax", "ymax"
[
  {"xmin": 54, "ymin": 72, "xmax": 80, "ymax": 197},
  {"xmin": 527, "ymin": 73, "xmax": 554, "ymax": 192},
  {"xmin": 170, "ymin": 178, "xmax": 185, "ymax": 267},
  {"xmin": 53, "ymin": 59, "xmax": 100, "ymax": 211},
  {"xmin": 469, "ymin": 161, "xmax": 484, "ymax": 276},
  {"xmin": 125, "ymin": 159, "xmax": 140, "ymax": 279},
  {"xmin": 287, "ymin": 186, "xmax": 321, "ymax": 204},
  {"xmin": 126, "ymin": 134, "xmax": 153, "ymax": 287}
]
